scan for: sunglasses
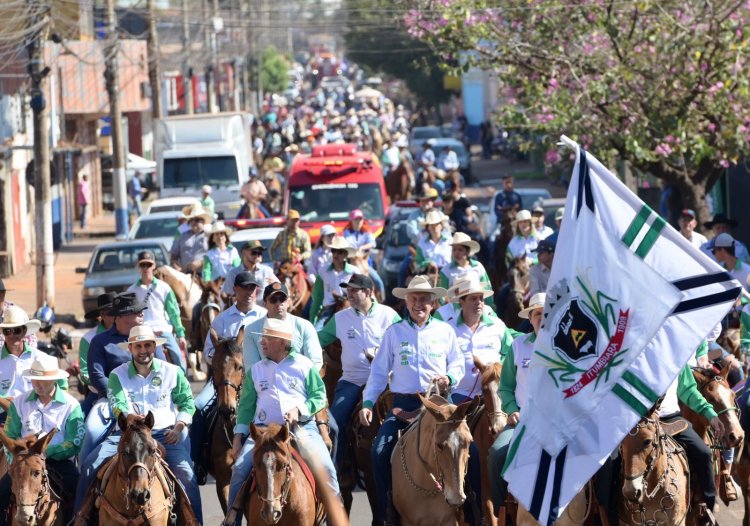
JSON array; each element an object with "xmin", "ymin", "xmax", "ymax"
[
  {"xmin": 250, "ymin": 250, "xmax": 264, "ymax": 256},
  {"xmin": 266, "ymin": 294, "xmax": 287, "ymax": 304},
  {"xmin": 332, "ymin": 249, "xmax": 348, "ymax": 255},
  {"xmin": 139, "ymin": 263, "xmax": 154, "ymax": 269},
  {"xmin": 2, "ymin": 327, "xmax": 23, "ymax": 336}
]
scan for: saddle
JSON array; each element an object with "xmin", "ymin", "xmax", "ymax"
[
  {"xmin": 661, "ymin": 419, "xmax": 689, "ymax": 437},
  {"xmin": 393, "ymin": 407, "xmax": 422, "ymax": 425}
]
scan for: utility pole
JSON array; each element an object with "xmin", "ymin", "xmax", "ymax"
[
  {"xmin": 181, "ymin": 0, "xmax": 194, "ymax": 114},
  {"xmin": 27, "ymin": 0, "xmax": 55, "ymax": 309},
  {"xmin": 203, "ymin": 0, "xmax": 217, "ymax": 113},
  {"xmin": 147, "ymin": 0, "xmax": 163, "ymax": 120},
  {"xmin": 105, "ymin": 0, "xmax": 129, "ymax": 239},
  {"xmin": 211, "ymin": 0, "xmax": 221, "ymax": 112}
]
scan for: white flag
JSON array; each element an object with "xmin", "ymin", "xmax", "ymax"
[{"xmin": 503, "ymin": 142, "xmax": 741, "ymax": 525}]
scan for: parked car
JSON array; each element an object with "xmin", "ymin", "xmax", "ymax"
[
  {"xmin": 487, "ymin": 187, "xmax": 553, "ymax": 239},
  {"xmin": 430, "ymin": 137, "xmax": 472, "ymax": 184},
  {"xmin": 409, "ymin": 126, "xmax": 442, "ymax": 156},
  {"xmin": 76, "ymin": 240, "xmax": 170, "ymax": 316},
  {"xmin": 127, "ymin": 211, "xmax": 181, "ymax": 250},
  {"xmin": 146, "ymin": 196, "xmax": 199, "ymax": 215}
]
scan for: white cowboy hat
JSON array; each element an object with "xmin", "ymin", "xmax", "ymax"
[
  {"xmin": 208, "ymin": 221, "xmax": 230, "ymax": 238},
  {"xmin": 452, "ymin": 275, "xmax": 493, "ymax": 300},
  {"xmin": 117, "ymin": 325, "xmax": 167, "ymax": 350},
  {"xmin": 511, "ymin": 210, "xmax": 533, "ymax": 226},
  {"xmin": 258, "ymin": 317, "xmax": 294, "ymax": 342},
  {"xmin": 22, "ymin": 354, "xmax": 68, "ymax": 381},
  {"xmin": 421, "ymin": 209, "xmax": 447, "ymax": 227},
  {"xmin": 0, "ymin": 306, "xmax": 41, "ymax": 335},
  {"xmin": 519, "ymin": 292, "xmax": 547, "ymax": 319},
  {"xmin": 449, "ymin": 232, "xmax": 481, "ymax": 256},
  {"xmin": 326, "ymin": 236, "xmax": 356, "ymax": 256},
  {"xmin": 393, "ymin": 275, "xmax": 448, "ymax": 300},
  {"xmin": 394, "ymin": 135, "xmax": 408, "ymax": 148},
  {"xmin": 181, "ymin": 203, "xmax": 212, "ymax": 223}
]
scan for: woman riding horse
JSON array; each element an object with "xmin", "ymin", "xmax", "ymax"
[{"xmin": 309, "ymin": 237, "xmax": 359, "ymax": 329}]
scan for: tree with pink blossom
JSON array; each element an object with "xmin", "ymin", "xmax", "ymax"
[{"xmin": 403, "ymin": 0, "xmax": 750, "ymax": 223}]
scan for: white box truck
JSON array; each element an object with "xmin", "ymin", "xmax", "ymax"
[{"xmin": 154, "ymin": 112, "xmax": 252, "ymax": 219}]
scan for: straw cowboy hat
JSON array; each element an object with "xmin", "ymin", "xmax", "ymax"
[
  {"xmin": 519, "ymin": 292, "xmax": 547, "ymax": 319},
  {"xmin": 421, "ymin": 209, "xmax": 448, "ymax": 228},
  {"xmin": 22, "ymin": 354, "xmax": 69, "ymax": 381},
  {"xmin": 258, "ymin": 317, "xmax": 294, "ymax": 342},
  {"xmin": 452, "ymin": 275, "xmax": 493, "ymax": 300},
  {"xmin": 181, "ymin": 203, "xmax": 212, "ymax": 223},
  {"xmin": 0, "ymin": 306, "xmax": 41, "ymax": 335},
  {"xmin": 208, "ymin": 221, "xmax": 230, "ymax": 239},
  {"xmin": 117, "ymin": 325, "xmax": 167, "ymax": 350},
  {"xmin": 511, "ymin": 210, "xmax": 533, "ymax": 226},
  {"xmin": 393, "ymin": 275, "xmax": 448, "ymax": 300},
  {"xmin": 327, "ymin": 236, "xmax": 356, "ymax": 256},
  {"xmin": 450, "ymin": 232, "xmax": 481, "ymax": 256}
]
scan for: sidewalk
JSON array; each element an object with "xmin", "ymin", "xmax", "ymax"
[{"xmin": 4, "ymin": 213, "xmax": 116, "ymax": 326}]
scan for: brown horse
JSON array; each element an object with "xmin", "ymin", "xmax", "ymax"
[
  {"xmin": 491, "ymin": 210, "xmax": 517, "ymax": 290},
  {"xmin": 385, "ymin": 160, "xmax": 414, "ymax": 204},
  {"xmin": 155, "ymin": 265, "xmax": 201, "ymax": 340},
  {"xmin": 619, "ymin": 406, "xmax": 689, "ymax": 526},
  {"xmin": 338, "ymin": 391, "xmax": 393, "ymax": 523},
  {"xmin": 320, "ymin": 295, "xmax": 352, "ymax": 405},
  {"xmin": 392, "ymin": 394, "xmax": 479, "ymax": 526},
  {"xmin": 246, "ymin": 423, "xmax": 324, "ymax": 526},
  {"xmin": 208, "ymin": 327, "xmax": 246, "ymax": 512},
  {"xmin": 0, "ymin": 430, "xmax": 60, "ymax": 526},
  {"xmin": 471, "ymin": 357, "xmax": 506, "ymax": 526},
  {"xmin": 276, "ymin": 260, "xmax": 310, "ymax": 317},
  {"xmin": 92, "ymin": 412, "xmax": 196, "ymax": 526},
  {"xmin": 503, "ymin": 258, "xmax": 530, "ymax": 330}
]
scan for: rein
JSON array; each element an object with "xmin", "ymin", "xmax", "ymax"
[{"xmin": 696, "ymin": 373, "xmax": 740, "ymax": 418}]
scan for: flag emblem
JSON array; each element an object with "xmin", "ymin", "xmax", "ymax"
[{"xmin": 551, "ymin": 298, "xmax": 598, "ymax": 362}]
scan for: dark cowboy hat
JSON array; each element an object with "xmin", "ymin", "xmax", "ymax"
[
  {"xmin": 0, "ymin": 279, "xmax": 10, "ymax": 292},
  {"xmin": 704, "ymin": 213, "xmax": 738, "ymax": 229},
  {"xmin": 84, "ymin": 292, "xmax": 118, "ymax": 320},
  {"xmin": 108, "ymin": 292, "xmax": 148, "ymax": 316}
]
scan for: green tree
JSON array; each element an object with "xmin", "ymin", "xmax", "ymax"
[
  {"xmin": 343, "ymin": 0, "xmax": 451, "ymax": 108},
  {"xmin": 404, "ymin": 1, "xmax": 750, "ymax": 222},
  {"xmin": 261, "ymin": 45, "xmax": 289, "ymax": 95}
]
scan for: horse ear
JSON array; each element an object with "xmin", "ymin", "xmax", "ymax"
[
  {"xmin": 472, "ymin": 355, "xmax": 485, "ymax": 372},
  {"xmin": 31, "ymin": 429, "xmax": 57, "ymax": 454},
  {"xmin": 250, "ymin": 424, "xmax": 261, "ymax": 442},
  {"xmin": 719, "ymin": 359, "xmax": 731, "ymax": 380},
  {"xmin": 236, "ymin": 326, "xmax": 245, "ymax": 349},
  {"xmin": 452, "ymin": 396, "xmax": 480, "ymax": 422},
  {"xmin": 210, "ymin": 328, "xmax": 220, "ymax": 353},
  {"xmin": 277, "ymin": 423, "xmax": 290, "ymax": 443},
  {"xmin": 144, "ymin": 411, "xmax": 155, "ymax": 430},
  {"xmin": 117, "ymin": 411, "xmax": 129, "ymax": 433},
  {"xmin": 418, "ymin": 394, "xmax": 446, "ymax": 422}
]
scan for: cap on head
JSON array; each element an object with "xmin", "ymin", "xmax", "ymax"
[
  {"xmin": 341, "ymin": 274, "xmax": 374, "ymax": 290},
  {"xmin": 263, "ymin": 281, "xmax": 289, "ymax": 301},
  {"xmin": 713, "ymin": 232, "xmax": 735, "ymax": 248},
  {"xmin": 202, "ymin": 185, "xmax": 212, "ymax": 194},
  {"xmin": 680, "ymin": 209, "xmax": 696, "ymax": 219},
  {"xmin": 532, "ymin": 206, "xmax": 544, "ymax": 215},
  {"xmin": 320, "ymin": 224, "xmax": 337, "ymax": 237},
  {"xmin": 349, "ymin": 209, "xmax": 364, "ymax": 220},
  {"xmin": 554, "ymin": 207, "xmax": 565, "ymax": 221},
  {"xmin": 287, "ymin": 209, "xmax": 301, "ymax": 220},
  {"xmin": 417, "ymin": 188, "xmax": 439, "ymax": 201},
  {"xmin": 241, "ymin": 239, "xmax": 264, "ymax": 252},
  {"xmin": 234, "ymin": 271, "xmax": 260, "ymax": 288},
  {"xmin": 136, "ymin": 250, "xmax": 156, "ymax": 266},
  {"xmin": 536, "ymin": 239, "xmax": 556, "ymax": 254}
]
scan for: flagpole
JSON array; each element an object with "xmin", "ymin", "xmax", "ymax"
[{"xmin": 557, "ymin": 135, "xmax": 578, "ymax": 150}]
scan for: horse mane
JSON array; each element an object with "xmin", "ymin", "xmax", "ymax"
[
  {"xmin": 480, "ymin": 362, "xmax": 502, "ymax": 385},
  {"xmin": 215, "ymin": 336, "xmax": 243, "ymax": 356}
]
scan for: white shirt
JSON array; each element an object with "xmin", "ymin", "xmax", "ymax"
[
  {"xmin": 439, "ymin": 260, "xmax": 490, "ymax": 291},
  {"xmin": 0, "ymin": 345, "xmax": 45, "ymax": 398},
  {"xmin": 323, "ymin": 303, "xmax": 400, "ymax": 386},
  {"xmin": 438, "ymin": 150, "xmax": 459, "ymax": 171},
  {"xmin": 512, "ymin": 334, "xmax": 536, "ymax": 411},
  {"xmin": 127, "ymin": 278, "xmax": 177, "ymax": 334},
  {"xmin": 362, "ymin": 317, "xmax": 465, "ymax": 405},
  {"xmin": 536, "ymin": 225, "xmax": 554, "ymax": 240},
  {"xmin": 11, "ymin": 388, "xmax": 82, "ymax": 450},
  {"xmin": 307, "ymin": 247, "xmax": 332, "ymax": 281},
  {"xmin": 318, "ymin": 263, "xmax": 360, "ymax": 307},
  {"xmin": 416, "ymin": 233, "xmax": 452, "ymax": 269},
  {"xmin": 449, "ymin": 314, "xmax": 510, "ymax": 398},
  {"xmin": 683, "ymin": 231, "xmax": 707, "ymax": 249},
  {"xmin": 507, "ymin": 234, "xmax": 539, "ymax": 261},
  {"xmin": 204, "ymin": 303, "xmax": 267, "ymax": 360},
  {"xmin": 221, "ymin": 264, "xmax": 279, "ymax": 307}
]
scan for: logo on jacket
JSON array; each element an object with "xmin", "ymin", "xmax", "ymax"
[{"xmin": 151, "ymin": 376, "xmax": 162, "ymax": 387}]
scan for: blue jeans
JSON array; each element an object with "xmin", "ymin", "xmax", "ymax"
[
  {"xmin": 398, "ymin": 255, "xmax": 413, "ymax": 288},
  {"xmin": 488, "ymin": 425, "xmax": 516, "ymax": 513},
  {"xmin": 160, "ymin": 332, "xmax": 187, "ymax": 372},
  {"xmin": 78, "ymin": 398, "xmax": 114, "ymax": 468},
  {"xmin": 330, "ymin": 380, "xmax": 363, "ymax": 468},
  {"xmin": 367, "ymin": 265, "xmax": 385, "ymax": 298},
  {"xmin": 80, "ymin": 204, "xmax": 87, "ymax": 228},
  {"xmin": 76, "ymin": 427, "xmax": 203, "ymax": 525},
  {"xmin": 372, "ymin": 394, "xmax": 422, "ymax": 524},
  {"xmin": 190, "ymin": 380, "xmax": 216, "ymax": 465},
  {"xmin": 226, "ymin": 420, "xmax": 339, "ymax": 526}
]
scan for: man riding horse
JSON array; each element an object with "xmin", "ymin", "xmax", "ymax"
[
  {"xmin": 222, "ymin": 241, "xmax": 279, "ymax": 308},
  {"xmin": 309, "ymin": 236, "xmax": 360, "ymax": 329},
  {"xmin": 358, "ymin": 275, "xmax": 466, "ymax": 526},
  {"xmin": 224, "ymin": 317, "xmax": 340, "ymax": 526},
  {"xmin": 191, "ymin": 272, "xmax": 268, "ymax": 485}
]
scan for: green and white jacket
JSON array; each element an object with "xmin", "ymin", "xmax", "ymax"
[{"xmin": 107, "ymin": 358, "xmax": 194, "ymax": 430}]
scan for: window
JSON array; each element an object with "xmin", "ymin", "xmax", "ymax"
[
  {"xmin": 92, "ymin": 246, "xmax": 168, "ymax": 272},
  {"xmin": 132, "ymin": 218, "xmax": 180, "ymax": 240},
  {"xmin": 163, "ymin": 156, "xmax": 238, "ymax": 189},
  {"xmin": 289, "ymin": 183, "xmax": 385, "ymax": 222}
]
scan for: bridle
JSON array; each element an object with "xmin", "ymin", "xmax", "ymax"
[
  {"xmin": 255, "ymin": 448, "xmax": 294, "ymax": 509},
  {"xmin": 118, "ymin": 434, "xmax": 159, "ymax": 512},
  {"xmin": 622, "ymin": 418, "xmax": 663, "ymax": 493},
  {"xmin": 695, "ymin": 372, "xmax": 740, "ymax": 418},
  {"xmin": 12, "ymin": 451, "xmax": 54, "ymax": 517}
]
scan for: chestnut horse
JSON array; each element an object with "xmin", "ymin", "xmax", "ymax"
[
  {"xmin": 0, "ymin": 430, "xmax": 60, "ymax": 526},
  {"xmin": 392, "ymin": 394, "xmax": 479, "ymax": 526},
  {"xmin": 619, "ymin": 406, "xmax": 689, "ymax": 526},
  {"xmin": 155, "ymin": 265, "xmax": 201, "ymax": 341},
  {"xmin": 385, "ymin": 159, "xmax": 414, "ymax": 204},
  {"xmin": 319, "ymin": 296, "xmax": 352, "ymax": 405},
  {"xmin": 471, "ymin": 357, "xmax": 506, "ymax": 526},
  {"xmin": 503, "ymin": 258, "xmax": 530, "ymax": 331},
  {"xmin": 276, "ymin": 260, "xmax": 310, "ymax": 317},
  {"xmin": 208, "ymin": 327, "xmax": 246, "ymax": 512},
  {"xmin": 246, "ymin": 424, "xmax": 324, "ymax": 526}
]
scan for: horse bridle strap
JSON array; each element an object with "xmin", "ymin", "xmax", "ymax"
[{"xmin": 13, "ymin": 452, "xmax": 52, "ymax": 510}]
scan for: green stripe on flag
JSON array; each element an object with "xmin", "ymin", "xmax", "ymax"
[
  {"xmin": 635, "ymin": 215, "xmax": 667, "ymax": 258},
  {"xmin": 502, "ymin": 425, "xmax": 526, "ymax": 476},
  {"xmin": 622, "ymin": 371, "xmax": 659, "ymax": 403},
  {"xmin": 613, "ymin": 384, "xmax": 648, "ymax": 415},
  {"xmin": 622, "ymin": 206, "xmax": 652, "ymax": 248}
]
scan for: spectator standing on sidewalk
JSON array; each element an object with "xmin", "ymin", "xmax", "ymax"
[
  {"xmin": 128, "ymin": 172, "xmax": 143, "ymax": 218},
  {"xmin": 77, "ymin": 174, "xmax": 90, "ymax": 228}
]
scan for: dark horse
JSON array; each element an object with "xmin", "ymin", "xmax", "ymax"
[{"xmin": 385, "ymin": 158, "xmax": 414, "ymax": 204}]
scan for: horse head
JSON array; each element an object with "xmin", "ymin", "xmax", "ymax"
[
  {"xmin": 473, "ymin": 357, "xmax": 506, "ymax": 438},
  {"xmin": 251, "ymin": 423, "xmax": 293, "ymax": 524},
  {"xmin": 694, "ymin": 364, "xmax": 744, "ymax": 448},
  {"xmin": 0, "ymin": 429, "xmax": 57, "ymax": 525},
  {"xmin": 117, "ymin": 412, "xmax": 159, "ymax": 507},
  {"xmin": 418, "ymin": 394, "xmax": 477, "ymax": 508},
  {"xmin": 276, "ymin": 260, "xmax": 297, "ymax": 280},
  {"xmin": 621, "ymin": 407, "xmax": 662, "ymax": 504},
  {"xmin": 210, "ymin": 327, "xmax": 245, "ymax": 416}
]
